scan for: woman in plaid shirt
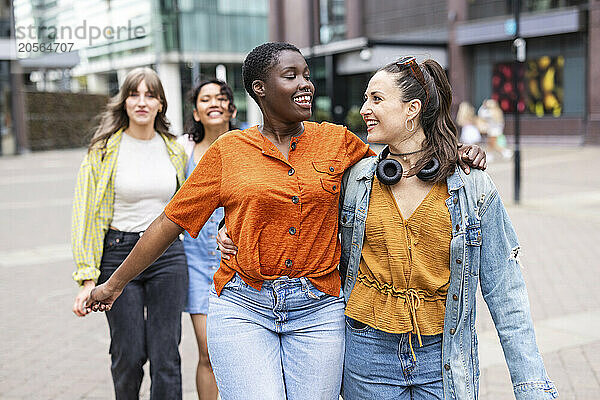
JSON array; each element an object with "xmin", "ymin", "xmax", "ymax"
[{"xmin": 71, "ymin": 67, "xmax": 188, "ymax": 400}]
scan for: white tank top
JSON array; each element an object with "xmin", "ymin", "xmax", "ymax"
[{"xmin": 111, "ymin": 132, "xmax": 177, "ymax": 232}]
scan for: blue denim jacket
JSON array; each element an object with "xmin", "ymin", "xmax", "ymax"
[{"xmin": 339, "ymin": 154, "xmax": 558, "ymax": 400}]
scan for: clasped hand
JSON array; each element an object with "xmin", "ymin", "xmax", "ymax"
[{"xmin": 84, "ymin": 281, "xmax": 123, "ymax": 314}]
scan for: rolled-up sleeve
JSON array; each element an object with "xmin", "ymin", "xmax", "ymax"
[{"xmin": 71, "ymin": 153, "xmax": 102, "ymax": 285}]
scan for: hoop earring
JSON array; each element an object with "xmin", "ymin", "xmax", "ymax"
[{"xmin": 405, "ymin": 119, "xmax": 415, "ymax": 132}]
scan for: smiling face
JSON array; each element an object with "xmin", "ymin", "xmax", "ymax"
[
  {"xmin": 125, "ymin": 79, "xmax": 162, "ymax": 128},
  {"xmin": 360, "ymin": 70, "xmax": 415, "ymax": 146},
  {"xmin": 257, "ymin": 50, "xmax": 315, "ymax": 123},
  {"xmin": 193, "ymin": 83, "xmax": 236, "ymax": 130}
]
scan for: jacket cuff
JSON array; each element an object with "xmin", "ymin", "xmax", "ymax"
[
  {"xmin": 72, "ymin": 267, "xmax": 101, "ymax": 286},
  {"xmin": 514, "ymin": 379, "xmax": 559, "ymax": 399}
]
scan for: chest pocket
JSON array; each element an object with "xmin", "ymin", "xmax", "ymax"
[
  {"xmin": 466, "ymin": 223, "xmax": 482, "ymax": 246},
  {"xmin": 313, "ymin": 159, "xmax": 342, "ymax": 194}
]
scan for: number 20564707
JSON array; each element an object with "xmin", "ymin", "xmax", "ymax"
[{"xmin": 18, "ymin": 42, "xmax": 74, "ymax": 53}]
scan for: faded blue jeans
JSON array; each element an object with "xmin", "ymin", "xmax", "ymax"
[
  {"xmin": 343, "ymin": 316, "xmax": 443, "ymax": 400},
  {"xmin": 207, "ymin": 273, "xmax": 346, "ymax": 400}
]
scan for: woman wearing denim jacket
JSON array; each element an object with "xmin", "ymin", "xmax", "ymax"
[{"xmin": 338, "ymin": 58, "xmax": 557, "ymax": 399}]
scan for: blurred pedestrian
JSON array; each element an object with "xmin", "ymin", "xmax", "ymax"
[
  {"xmin": 71, "ymin": 67, "xmax": 188, "ymax": 400},
  {"xmin": 178, "ymin": 79, "xmax": 237, "ymax": 400},
  {"xmin": 456, "ymin": 101, "xmax": 482, "ymax": 145},
  {"xmin": 338, "ymin": 57, "xmax": 557, "ymax": 399},
  {"xmin": 478, "ymin": 98, "xmax": 513, "ymax": 159},
  {"xmin": 84, "ymin": 42, "xmax": 485, "ymax": 400}
]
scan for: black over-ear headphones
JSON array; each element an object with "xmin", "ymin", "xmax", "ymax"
[{"xmin": 376, "ymin": 146, "xmax": 440, "ymax": 185}]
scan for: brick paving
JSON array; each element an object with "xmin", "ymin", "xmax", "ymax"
[{"xmin": 1, "ymin": 145, "xmax": 599, "ymax": 399}]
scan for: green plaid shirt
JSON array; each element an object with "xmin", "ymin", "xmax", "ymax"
[{"xmin": 71, "ymin": 129, "xmax": 187, "ymax": 285}]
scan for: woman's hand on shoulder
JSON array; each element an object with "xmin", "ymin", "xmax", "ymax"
[
  {"xmin": 216, "ymin": 225, "xmax": 237, "ymax": 260},
  {"xmin": 73, "ymin": 280, "xmax": 95, "ymax": 317},
  {"xmin": 458, "ymin": 143, "xmax": 487, "ymax": 174}
]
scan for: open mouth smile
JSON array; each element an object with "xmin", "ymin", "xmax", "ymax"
[
  {"xmin": 293, "ymin": 94, "xmax": 312, "ymax": 109},
  {"xmin": 364, "ymin": 119, "xmax": 379, "ymax": 132}
]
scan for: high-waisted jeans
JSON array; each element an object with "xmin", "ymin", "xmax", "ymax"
[
  {"xmin": 343, "ymin": 316, "xmax": 444, "ymax": 400},
  {"xmin": 98, "ymin": 229, "xmax": 188, "ymax": 400},
  {"xmin": 207, "ymin": 273, "xmax": 346, "ymax": 400}
]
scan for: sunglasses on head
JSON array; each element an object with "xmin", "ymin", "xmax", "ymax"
[{"xmin": 396, "ymin": 56, "xmax": 429, "ymax": 107}]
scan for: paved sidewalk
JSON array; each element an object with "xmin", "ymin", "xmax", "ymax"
[{"xmin": 0, "ymin": 145, "xmax": 599, "ymax": 399}]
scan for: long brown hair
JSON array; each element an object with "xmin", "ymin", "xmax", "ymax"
[
  {"xmin": 381, "ymin": 59, "xmax": 459, "ymax": 182},
  {"xmin": 88, "ymin": 67, "xmax": 173, "ymax": 151}
]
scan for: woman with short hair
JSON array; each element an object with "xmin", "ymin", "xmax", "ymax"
[{"xmin": 84, "ymin": 43, "xmax": 484, "ymax": 400}]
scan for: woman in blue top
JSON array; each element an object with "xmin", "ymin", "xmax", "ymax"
[
  {"xmin": 338, "ymin": 57, "xmax": 557, "ymax": 399},
  {"xmin": 177, "ymin": 79, "xmax": 237, "ymax": 400}
]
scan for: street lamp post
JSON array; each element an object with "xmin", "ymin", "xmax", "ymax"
[{"xmin": 512, "ymin": 0, "xmax": 525, "ymax": 204}]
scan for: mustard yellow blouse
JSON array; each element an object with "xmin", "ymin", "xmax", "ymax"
[{"xmin": 345, "ymin": 177, "xmax": 452, "ymax": 340}]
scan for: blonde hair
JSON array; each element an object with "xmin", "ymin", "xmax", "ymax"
[
  {"xmin": 88, "ymin": 67, "xmax": 173, "ymax": 151},
  {"xmin": 483, "ymin": 99, "xmax": 504, "ymax": 125},
  {"xmin": 456, "ymin": 101, "xmax": 476, "ymax": 127}
]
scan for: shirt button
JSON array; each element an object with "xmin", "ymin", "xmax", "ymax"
[
  {"xmin": 444, "ymin": 364, "xmax": 451, "ymax": 371},
  {"xmin": 329, "ymin": 166, "xmax": 335, "ymax": 172},
  {"xmin": 285, "ymin": 259, "xmax": 293, "ymax": 267},
  {"xmin": 450, "ymin": 328, "xmax": 456, "ymax": 335},
  {"xmin": 290, "ymin": 142, "xmax": 297, "ymax": 150},
  {"xmin": 289, "ymin": 227, "xmax": 296, "ymax": 235},
  {"xmin": 210, "ymin": 251, "xmax": 216, "ymax": 256},
  {"xmin": 453, "ymin": 198, "xmax": 458, "ymax": 204},
  {"xmin": 456, "ymin": 259, "xmax": 462, "ymax": 264},
  {"xmin": 288, "ymin": 168, "xmax": 295, "ymax": 176},
  {"xmin": 292, "ymin": 196, "xmax": 299, "ymax": 204},
  {"xmin": 452, "ymin": 294, "xmax": 458, "ymax": 301}
]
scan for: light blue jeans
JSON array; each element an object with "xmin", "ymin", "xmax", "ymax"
[
  {"xmin": 207, "ymin": 274, "xmax": 346, "ymax": 400},
  {"xmin": 343, "ymin": 317, "xmax": 443, "ymax": 400}
]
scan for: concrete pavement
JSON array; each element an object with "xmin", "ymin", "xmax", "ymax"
[{"xmin": 1, "ymin": 144, "xmax": 599, "ymax": 399}]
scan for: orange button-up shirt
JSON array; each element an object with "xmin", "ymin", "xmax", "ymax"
[{"xmin": 164, "ymin": 121, "xmax": 372, "ymax": 296}]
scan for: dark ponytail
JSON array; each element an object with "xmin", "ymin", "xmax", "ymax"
[
  {"xmin": 421, "ymin": 60, "xmax": 459, "ymax": 180},
  {"xmin": 381, "ymin": 58, "xmax": 458, "ymax": 182}
]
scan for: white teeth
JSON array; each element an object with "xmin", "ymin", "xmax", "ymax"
[
  {"xmin": 294, "ymin": 95, "xmax": 312, "ymax": 103},
  {"xmin": 365, "ymin": 120, "xmax": 378, "ymax": 127}
]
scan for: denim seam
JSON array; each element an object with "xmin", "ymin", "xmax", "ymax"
[
  {"xmin": 477, "ymin": 189, "xmax": 498, "ymax": 218},
  {"xmin": 513, "ymin": 380, "xmax": 557, "ymax": 392}
]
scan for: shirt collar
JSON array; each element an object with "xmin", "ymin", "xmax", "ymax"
[
  {"xmin": 254, "ymin": 122, "xmax": 309, "ymax": 157},
  {"xmin": 446, "ymin": 165, "xmax": 465, "ymax": 192},
  {"xmin": 355, "ymin": 156, "xmax": 379, "ymax": 181}
]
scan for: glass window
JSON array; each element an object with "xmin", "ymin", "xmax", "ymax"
[
  {"xmin": 218, "ymin": 0, "xmax": 267, "ymax": 15},
  {"xmin": 319, "ymin": 0, "xmax": 345, "ymax": 44},
  {"xmin": 472, "ymin": 33, "xmax": 584, "ymax": 116}
]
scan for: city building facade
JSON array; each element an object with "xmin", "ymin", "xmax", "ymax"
[
  {"xmin": 271, "ymin": 0, "xmax": 599, "ymax": 143},
  {"xmin": 13, "ymin": 0, "xmax": 269, "ymax": 135}
]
